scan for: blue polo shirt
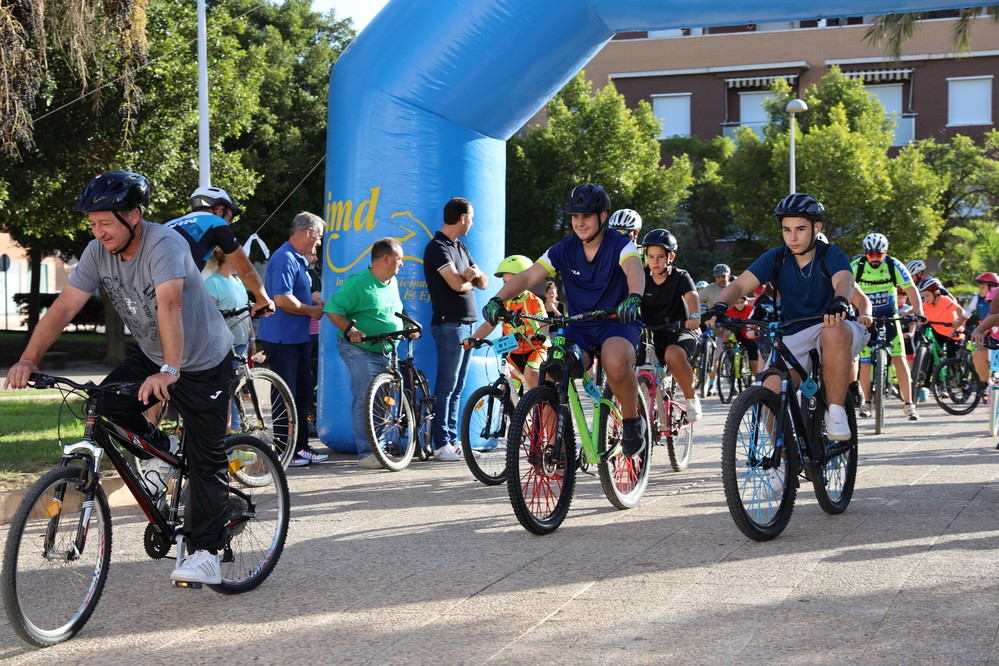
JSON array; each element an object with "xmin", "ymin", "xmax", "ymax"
[
  {"xmin": 747, "ymin": 242, "xmax": 852, "ymax": 334},
  {"xmin": 258, "ymin": 241, "xmax": 313, "ymax": 344}
]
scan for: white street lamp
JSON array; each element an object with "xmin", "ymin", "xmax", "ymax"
[{"xmin": 786, "ymin": 98, "xmax": 808, "ymax": 194}]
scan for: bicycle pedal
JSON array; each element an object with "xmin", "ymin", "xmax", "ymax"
[{"xmin": 172, "ymin": 580, "xmax": 203, "ymax": 590}]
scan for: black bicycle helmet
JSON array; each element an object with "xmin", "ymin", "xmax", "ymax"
[
  {"xmin": 642, "ymin": 228, "xmax": 677, "ymax": 252},
  {"xmin": 74, "ymin": 170, "xmax": 150, "ymax": 212},
  {"xmin": 190, "ymin": 186, "xmax": 242, "ymax": 216},
  {"xmin": 566, "ymin": 183, "xmax": 611, "ymax": 215},
  {"xmin": 773, "ymin": 192, "xmax": 825, "ymax": 221}
]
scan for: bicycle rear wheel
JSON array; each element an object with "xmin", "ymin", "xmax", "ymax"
[
  {"xmin": 911, "ymin": 345, "xmax": 930, "ymax": 391},
  {"xmin": 932, "ymin": 357, "xmax": 981, "ymax": 415},
  {"xmin": 460, "ymin": 384, "xmax": 510, "ymax": 486},
  {"xmin": 717, "ymin": 350, "xmax": 735, "ymax": 404},
  {"xmin": 212, "ymin": 435, "xmax": 290, "ymax": 594},
  {"xmin": 720, "ymin": 386, "xmax": 798, "ymax": 541},
  {"xmin": 233, "ymin": 367, "xmax": 298, "ymax": 469},
  {"xmin": 810, "ymin": 400, "xmax": 858, "ymax": 514},
  {"xmin": 506, "ymin": 386, "xmax": 576, "ymax": 535},
  {"xmin": 365, "ymin": 372, "xmax": 416, "ymax": 471},
  {"xmin": 873, "ymin": 348, "xmax": 886, "ymax": 435},
  {"xmin": 597, "ymin": 385, "xmax": 652, "ymax": 509},
  {"xmin": 664, "ymin": 388, "xmax": 694, "ymax": 472},
  {"xmin": 3, "ymin": 466, "xmax": 111, "ymax": 647}
]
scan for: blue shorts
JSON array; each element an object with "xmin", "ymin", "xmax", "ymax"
[{"xmin": 565, "ymin": 320, "xmax": 641, "ymax": 355}]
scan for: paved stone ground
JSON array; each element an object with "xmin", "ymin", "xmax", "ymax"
[{"xmin": 1, "ymin": 391, "xmax": 998, "ymax": 664}]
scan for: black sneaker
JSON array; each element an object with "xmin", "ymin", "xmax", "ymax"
[{"xmin": 621, "ymin": 416, "xmax": 646, "ymax": 457}]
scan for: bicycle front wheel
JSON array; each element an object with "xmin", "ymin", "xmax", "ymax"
[
  {"xmin": 873, "ymin": 348, "xmax": 886, "ymax": 435},
  {"xmin": 3, "ymin": 466, "xmax": 111, "ymax": 647},
  {"xmin": 212, "ymin": 435, "xmax": 290, "ymax": 594},
  {"xmin": 234, "ymin": 368, "xmax": 298, "ymax": 469},
  {"xmin": 990, "ymin": 385, "xmax": 999, "ymax": 438},
  {"xmin": 811, "ymin": 400, "xmax": 858, "ymax": 514},
  {"xmin": 721, "ymin": 386, "xmax": 798, "ymax": 541},
  {"xmin": 460, "ymin": 384, "xmax": 510, "ymax": 486},
  {"xmin": 597, "ymin": 385, "xmax": 652, "ymax": 509},
  {"xmin": 698, "ymin": 343, "xmax": 711, "ymax": 399},
  {"xmin": 932, "ymin": 357, "xmax": 981, "ymax": 415},
  {"xmin": 506, "ymin": 385, "xmax": 576, "ymax": 535},
  {"xmin": 638, "ymin": 375, "xmax": 661, "ymax": 446},
  {"xmin": 365, "ymin": 372, "xmax": 416, "ymax": 471},
  {"xmin": 717, "ymin": 350, "xmax": 735, "ymax": 404}
]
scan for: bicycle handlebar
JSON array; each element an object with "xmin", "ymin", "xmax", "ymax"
[
  {"xmin": 356, "ymin": 312, "xmax": 423, "ymax": 345},
  {"xmin": 502, "ymin": 308, "xmax": 617, "ymax": 328},
  {"xmin": 28, "ymin": 372, "xmax": 140, "ymax": 396}
]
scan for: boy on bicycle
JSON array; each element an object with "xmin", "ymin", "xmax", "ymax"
[
  {"xmin": 706, "ymin": 193, "xmax": 868, "ymax": 441},
  {"xmin": 468, "ymin": 255, "xmax": 548, "ymax": 392},
  {"xmin": 638, "ymin": 228, "xmax": 703, "ymax": 422},
  {"xmin": 483, "ymin": 183, "xmax": 647, "ymax": 456}
]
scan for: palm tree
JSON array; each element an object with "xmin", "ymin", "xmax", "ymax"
[{"xmin": 865, "ymin": 7, "xmax": 999, "ymax": 58}]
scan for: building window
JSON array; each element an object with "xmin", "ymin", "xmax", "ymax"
[
  {"xmin": 948, "ymin": 76, "xmax": 993, "ymax": 126},
  {"xmin": 652, "ymin": 93, "xmax": 691, "ymax": 138},
  {"xmin": 866, "ymin": 83, "xmax": 914, "ymax": 146},
  {"xmin": 737, "ymin": 91, "xmax": 773, "ymax": 140}
]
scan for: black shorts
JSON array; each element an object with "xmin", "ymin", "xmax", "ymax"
[
  {"xmin": 651, "ymin": 330, "xmax": 698, "ymax": 364},
  {"xmin": 740, "ymin": 337, "xmax": 760, "ymax": 361}
]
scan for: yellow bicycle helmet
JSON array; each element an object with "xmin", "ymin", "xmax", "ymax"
[{"xmin": 494, "ymin": 255, "xmax": 533, "ymax": 277}]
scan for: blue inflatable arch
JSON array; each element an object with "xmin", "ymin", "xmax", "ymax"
[{"xmin": 319, "ymin": 0, "xmax": 965, "ymax": 450}]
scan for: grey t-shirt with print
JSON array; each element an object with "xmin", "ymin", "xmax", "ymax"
[{"xmin": 69, "ymin": 221, "xmax": 232, "ymax": 371}]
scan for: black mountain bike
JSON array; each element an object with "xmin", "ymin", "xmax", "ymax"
[
  {"xmin": 720, "ymin": 315, "xmax": 859, "ymax": 541},
  {"xmin": 3, "ymin": 374, "xmax": 290, "ymax": 647}
]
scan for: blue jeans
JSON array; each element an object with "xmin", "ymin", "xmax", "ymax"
[
  {"xmin": 431, "ymin": 322, "xmax": 473, "ymax": 449},
  {"xmin": 338, "ymin": 338, "xmax": 389, "ymax": 458},
  {"xmin": 261, "ymin": 340, "xmax": 313, "ymax": 452}
]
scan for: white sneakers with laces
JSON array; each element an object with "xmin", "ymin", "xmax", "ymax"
[
  {"xmin": 825, "ymin": 405, "xmax": 852, "ymax": 441},
  {"xmin": 171, "ymin": 549, "xmax": 222, "ymax": 585},
  {"xmin": 433, "ymin": 443, "xmax": 462, "ymax": 462}
]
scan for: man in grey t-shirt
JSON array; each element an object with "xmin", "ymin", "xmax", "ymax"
[{"xmin": 4, "ymin": 171, "xmax": 234, "ymax": 587}]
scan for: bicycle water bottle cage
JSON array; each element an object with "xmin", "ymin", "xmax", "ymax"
[{"xmin": 800, "ymin": 377, "xmax": 819, "ymax": 398}]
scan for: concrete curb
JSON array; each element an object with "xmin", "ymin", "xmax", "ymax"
[{"xmin": 0, "ymin": 475, "xmax": 137, "ymax": 524}]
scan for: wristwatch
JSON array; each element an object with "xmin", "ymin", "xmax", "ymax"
[{"xmin": 159, "ymin": 364, "xmax": 180, "ymax": 377}]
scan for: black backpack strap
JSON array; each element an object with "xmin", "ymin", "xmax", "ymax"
[{"xmin": 854, "ymin": 255, "xmax": 867, "ymax": 283}]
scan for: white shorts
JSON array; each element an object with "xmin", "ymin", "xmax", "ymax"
[{"xmin": 775, "ymin": 320, "xmax": 870, "ymax": 377}]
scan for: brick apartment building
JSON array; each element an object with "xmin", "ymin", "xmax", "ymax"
[{"xmin": 581, "ymin": 13, "xmax": 998, "ymax": 148}]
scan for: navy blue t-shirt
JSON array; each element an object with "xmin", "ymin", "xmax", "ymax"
[
  {"xmin": 537, "ymin": 229, "xmax": 640, "ymax": 315},
  {"xmin": 747, "ymin": 242, "xmax": 851, "ymax": 334},
  {"xmin": 164, "ymin": 211, "xmax": 240, "ymax": 271}
]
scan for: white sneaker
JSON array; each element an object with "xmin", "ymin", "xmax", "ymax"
[
  {"xmin": 765, "ymin": 466, "xmax": 785, "ymax": 492},
  {"xmin": 825, "ymin": 406, "xmax": 851, "ymax": 441},
  {"xmin": 903, "ymin": 403, "xmax": 919, "ymax": 421},
  {"xmin": 170, "ymin": 549, "xmax": 221, "ymax": 585},
  {"xmin": 685, "ymin": 397, "xmax": 702, "ymax": 423},
  {"xmin": 433, "ymin": 443, "xmax": 462, "ymax": 462},
  {"xmin": 141, "ymin": 435, "xmax": 179, "ymax": 497},
  {"xmin": 358, "ymin": 455, "xmax": 383, "ymax": 469}
]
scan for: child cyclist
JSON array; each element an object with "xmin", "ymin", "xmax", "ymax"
[
  {"xmin": 639, "ymin": 228, "xmax": 703, "ymax": 422},
  {"xmin": 467, "ymin": 255, "xmax": 548, "ymax": 391}
]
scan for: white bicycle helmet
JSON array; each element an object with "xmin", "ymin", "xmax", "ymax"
[
  {"xmin": 906, "ymin": 259, "xmax": 926, "ymax": 275},
  {"xmin": 607, "ymin": 208, "xmax": 642, "ymax": 233},
  {"xmin": 862, "ymin": 233, "xmax": 889, "ymax": 254},
  {"xmin": 190, "ymin": 186, "xmax": 242, "ymax": 215}
]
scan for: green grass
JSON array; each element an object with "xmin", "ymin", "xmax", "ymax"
[{"xmin": 0, "ymin": 398, "xmax": 86, "ymax": 479}]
